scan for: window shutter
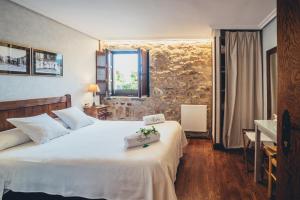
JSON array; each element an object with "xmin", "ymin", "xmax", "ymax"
[
  {"xmin": 106, "ymin": 49, "xmax": 112, "ymax": 96},
  {"xmin": 96, "ymin": 49, "xmax": 111, "ymax": 96},
  {"xmin": 138, "ymin": 48, "xmax": 150, "ymax": 97}
]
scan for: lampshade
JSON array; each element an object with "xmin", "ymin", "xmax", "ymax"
[{"xmin": 87, "ymin": 84, "xmax": 100, "ymax": 93}]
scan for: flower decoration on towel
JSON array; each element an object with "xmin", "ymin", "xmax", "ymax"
[{"xmin": 137, "ymin": 126, "xmax": 158, "ymax": 138}]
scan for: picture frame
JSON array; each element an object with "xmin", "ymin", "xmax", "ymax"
[
  {"xmin": 32, "ymin": 49, "xmax": 63, "ymax": 76},
  {"xmin": 0, "ymin": 41, "xmax": 31, "ymax": 75}
]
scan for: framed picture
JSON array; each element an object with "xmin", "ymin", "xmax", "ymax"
[
  {"xmin": 0, "ymin": 41, "xmax": 30, "ymax": 75},
  {"xmin": 32, "ymin": 49, "xmax": 63, "ymax": 76}
]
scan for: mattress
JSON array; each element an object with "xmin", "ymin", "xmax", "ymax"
[{"xmin": 0, "ymin": 120, "xmax": 187, "ymax": 200}]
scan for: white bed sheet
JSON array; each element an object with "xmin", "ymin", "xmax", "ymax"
[{"xmin": 0, "ymin": 120, "xmax": 187, "ymax": 200}]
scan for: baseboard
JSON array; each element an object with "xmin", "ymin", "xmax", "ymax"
[
  {"xmin": 185, "ymin": 131, "xmax": 210, "ymax": 139},
  {"xmin": 212, "ymin": 143, "xmax": 224, "ymax": 150}
]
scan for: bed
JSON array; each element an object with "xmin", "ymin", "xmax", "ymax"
[{"xmin": 0, "ymin": 95, "xmax": 187, "ymax": 200}]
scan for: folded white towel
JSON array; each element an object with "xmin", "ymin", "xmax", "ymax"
[
  {"xmin": 124, "ymin": 130, "xmax": 160, "ymax": 149},
  {"xmin": 143, "ymin": 114, "xmax": 165, "ymax": 125}
]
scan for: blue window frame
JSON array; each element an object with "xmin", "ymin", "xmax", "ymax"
[{"xmin": 110, "ymin": 49, "xmax": 150, "ymax": 97}]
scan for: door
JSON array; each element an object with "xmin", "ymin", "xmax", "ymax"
[{"xmin": 277, "ymin": 0, "xmax": 300, "ymax": 199}]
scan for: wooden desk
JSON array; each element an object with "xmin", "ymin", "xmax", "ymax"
[{"xmin": 254, "ymin": 120, "xmax": 277, "ymax": 182}]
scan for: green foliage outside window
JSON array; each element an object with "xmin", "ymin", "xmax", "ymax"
[{"xmin": 115, "ymin": 70, "xmax": 138, "ymax": 90}]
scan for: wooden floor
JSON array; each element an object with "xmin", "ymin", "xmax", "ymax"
[
  {"xmin": 4, "ymin": 139, "xmax": 268, "ymax": 200},
  {"xmin": 175, "ymin": 139, "xmax": 268, "ymax": 200}
]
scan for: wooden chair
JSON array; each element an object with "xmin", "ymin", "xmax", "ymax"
[
  {"xmin": 242, "ymin": 129, "xmax": 273, "ymax": 173},
  {"xmin": 263, "ymin": 145, "xmax": 277, "ymax": 199}
]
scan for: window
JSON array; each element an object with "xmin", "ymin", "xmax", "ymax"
[
  {"xmin": 112, "ymin": 51, "xmax": 139, "ymax": 96},
  {"xmin": 109, "ymin": 49, "xmax": 150, "ymax": 97}
]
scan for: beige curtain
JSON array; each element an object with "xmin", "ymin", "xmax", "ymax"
[
  {"xmin": 223, "ymin": 31, "xmax": 263, "ymax": 148},
  {"xmin": 270, "ymin": 54, "xmax": 278, "ymax": 117}
]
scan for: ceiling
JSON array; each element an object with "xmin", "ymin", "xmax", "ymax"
[{"xmin": 11, "ymin": 0, "xmax": 276, "ymax": 40}]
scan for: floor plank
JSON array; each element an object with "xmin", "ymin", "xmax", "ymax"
[{"xmin": 175, "ymin": 139, "xmax": 268, "ymax": 200}]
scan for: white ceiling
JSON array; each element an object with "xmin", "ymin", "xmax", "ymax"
[{"xmin": 11, "ymin": 0, "xmax": 276, "ymax": 40}]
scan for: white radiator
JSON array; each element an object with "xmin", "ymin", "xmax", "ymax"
[{"xmin": 181, "ymin": 105, "xmax": 207, "ymax": 132}]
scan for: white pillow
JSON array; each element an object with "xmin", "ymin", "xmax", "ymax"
[
  {"xmin": 53, "ymin": 107, "xmax": 94, "ymax": 130},
  {"xmin": 0, "ymin": 128, "xmax": 31, "ymax": 151},
  {"xmin": 7, "ymin": 114, "xmax": 69, "ymax": 144},
  {"xmin": 143, "ymin": 114, "xmax": 165, "ymax": 125},
  {"xmin": 88, "ymin": 116, "xmax": 99, "ymax": 123},
  {"xmin": 54, "ymin": 117, "xmax": 70, "ymax": 129}
]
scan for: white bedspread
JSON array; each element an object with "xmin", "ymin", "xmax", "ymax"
[{"xmin": 0, "ymin": 120, "xmax": 187, "ymax": 200}]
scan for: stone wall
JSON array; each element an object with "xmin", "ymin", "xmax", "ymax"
[{"xmin": 102, "ymin": 40, "xmax": 212, "ymax": 129}]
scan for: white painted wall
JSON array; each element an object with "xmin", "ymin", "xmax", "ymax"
[
  {"xmin": 0, "ymin": 0, "xmax": 98, "ymax": 108},
  {"xmin": 262, "ymin": 18, "xmax": 277, "ymax": 119}
]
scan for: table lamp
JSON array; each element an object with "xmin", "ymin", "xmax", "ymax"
[{"xmin": 88, "ymin": 84, "xmax": 100, "ymax": 106}]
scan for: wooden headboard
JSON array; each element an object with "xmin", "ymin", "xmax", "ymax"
[{"xmin": 0, "ymin": 94, "xmax": 71, "ymax": 131}]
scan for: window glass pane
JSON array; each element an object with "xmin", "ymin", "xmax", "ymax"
[
  {"xmin": 97, "ymin": 55, "xmax": 106, "ymax": 66},
  {"xmin": 113, "ymin": 53, "xmax": 138, "ymax": 96},
  {"xmin": 96, "ymin": 67, "xmax": 106, "ymax": 81},
  {"xmin": 98, "ymin": 82, "xmax": 106, "ymax": 95}
]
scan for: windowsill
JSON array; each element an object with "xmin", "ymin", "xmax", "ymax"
[{"xmin": 105, "ymin": 96, "xmax": 149, "ymax": 101}]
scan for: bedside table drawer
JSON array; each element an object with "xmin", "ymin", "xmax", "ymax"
[
  {"xmin": 84, "ymin": 106, "xmax": 109, "ymax": 120},
  {"xmin": 97, "ymin": 108, "xmax": 107, "ymax": 113},
  {"xmin": 98, "ymin": 114, "xmax": 107, "ymax": 120}
]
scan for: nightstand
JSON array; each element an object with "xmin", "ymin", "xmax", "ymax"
[{"xmin": 83, "ymin": 105, "xmax": 109, "ymax": 120}]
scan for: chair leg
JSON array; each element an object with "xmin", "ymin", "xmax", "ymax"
[
  {"xmin": 267, "ymin": 155, "xmax": 272, "ymax": 198},
  {"xmin": 261, "ymin": 144, "xmax": 265, "ymax": 181},
  {"xmin": 243, "ymin": 133, "xmax": 246, "ymax": 160},
  {"xmin": 242, "ymin": 133, "xmax": 248, "ymax": 172},
  {"xmin": 245, "ymin": 141, "xmax": 251, "ymax": 173}
]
